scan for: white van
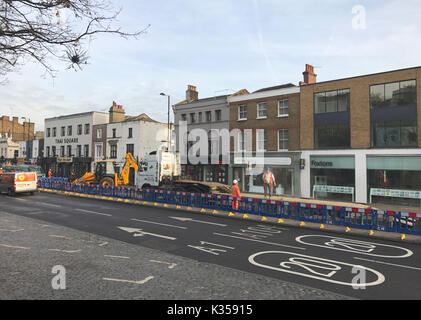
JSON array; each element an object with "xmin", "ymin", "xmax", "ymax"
[{"xmin": 0, "ymin": 166, "xmax": 38, "ymax": 196}]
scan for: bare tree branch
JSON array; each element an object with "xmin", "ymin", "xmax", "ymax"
[{"xmin": 0, "ymin": 0, "xmax": 150, "ymax": 78}]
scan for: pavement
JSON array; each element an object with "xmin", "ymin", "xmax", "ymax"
[{"xmin": 1, "ymin": 190, "xmax": 421, "ymax": 300}]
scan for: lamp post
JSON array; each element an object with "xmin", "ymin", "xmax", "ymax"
[{"xmin": 160, "ymin": 93, "xmax": 171, "ymax": 151}]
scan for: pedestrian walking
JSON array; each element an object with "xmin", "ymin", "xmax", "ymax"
[
  {"xmin": 231, "ymin": 179, "xmax": 241, "ymax": 211},
  {"xmin": 263, "ymin": 167, "xmax": 276, "ymax": 199}
]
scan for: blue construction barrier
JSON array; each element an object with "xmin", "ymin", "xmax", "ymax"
[{"xmin": 37, "ymin": 178, "xmax": 421, "ymax": 235}]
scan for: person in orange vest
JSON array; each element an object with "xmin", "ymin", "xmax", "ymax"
[
  {"xmin": 263, "ymin": 167, "xmax": 276, "ymax": 199},
  {"xmin": 232, "ymin": 179, "xmax": 241, "ymax": 211},
  {"xmin": 48, "ymin": 169, "xmax": 52, "ymax": 178}
]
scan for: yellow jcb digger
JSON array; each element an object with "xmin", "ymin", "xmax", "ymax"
[{"xmin": 73, "ymin": 153, "xmax": 139, "ymax": 187}]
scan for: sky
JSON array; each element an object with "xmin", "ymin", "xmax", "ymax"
[{"xmin": 1, "ymin": 0, "xmax": 421, "ymax": 131}]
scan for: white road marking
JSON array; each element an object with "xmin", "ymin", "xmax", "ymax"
[
  {"xmin": 214, "ymin": 233, "xmax": 306, "ymax": 250},
  {"xmin": 0, "ymin": 244, "xmax": 30, "ymax": 250},
  {"xmin": 354, "ymin": 257, "xmax": 421, "ymax": 272},
  {"xmin": 150, "ymin": 260, "xmax": 177, "ymax": 269},
  {"xmin": 118, "ymin": 226, "xmax": 177, "ymax": 241},
  {"xmin": 75, "ymin": 208, "xmax": 112, "ymax": 217},
  {"xmin": 249, "ymin": 251, "xmax": 385, "ymax": 287},
  {"xmin": 48, "ymin": 249, "xmax": 82, "ymax": 253},
  {"xmin": 6, "ymin": 197, "xmax": 27, "ymax": 202},
  {"xmin": 0, "ymin": 228, "xmax": 24, "ymax": 232},
  {"xmin": 103, "ymin": 276, "xmax": 154, "ymax": 285},
  {"xmin": 169, "ymin": 216, "xmax": 227, "ymax": 227},
  {"xmin": 98, "ymin": 241, "xmax": 109, "ymax": 247},
  {"xmin": 35, "ymin": 202, "xmax": 62, "ymax": 208},
  {"xmin": 49, "ymin": 235, "xmax": 73, "ymax": 240},
  {"xmin": 104, "ymin": 255, "xmax": 130, "ymax": 259},
  {"xmin": 131, "ymin": 218, "xmax": 187, "ymax": 229},
  {"xmin": 295, "ymin": 235, "xmax": 414, "ymax": 258}
]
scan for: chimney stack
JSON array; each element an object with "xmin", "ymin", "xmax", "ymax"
[
  {"xmin": 186, "ymin": 85, "xmax": 198, "ymax": 103},
  {"xmin": 109, "ymin": 101, "xmax": 126, "ymax": 123},
  {"xmin": 300, "ymin": 64, "xmax": 317, "ymax": 86}
]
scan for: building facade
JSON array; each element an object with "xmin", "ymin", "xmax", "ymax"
[
  {"xmin": 0, "ymin": 116, "xmax": 34, "ymax": 142},
  {"xmin": 43, "ymin": 112, "xmax": 109, "ymax": 178},
  {"xmin": 0, "ymin": 136, "xmax": 19, "ymax": 164},
  {"xmin": 228, "ymin": 84, "xmax": 301, "ymax": 196},
  {"xmin": 174, "ymin": 85, "xmax": 248, "ymax": 183},
  {"xmin": 300, "ymin": 66, "xmax": 421, "ymax": 206}
]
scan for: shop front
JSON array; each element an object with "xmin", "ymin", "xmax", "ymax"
[
  {"xmin": 310, "ymin": 156, "xmax": 355, "ymax": 202},
  {"xmin": 367, "ymin": 156, "xmax": 421, "ymax": 207},
  {"xmin": 231, "ymin": 152, "xmax": 300, "ymax": 196}
]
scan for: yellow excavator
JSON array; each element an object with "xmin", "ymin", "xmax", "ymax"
[{"xmin": 73, "ymin": 153, "xmax": 139, "ymax": 187}]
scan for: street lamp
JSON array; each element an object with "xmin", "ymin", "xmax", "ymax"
[{"xmin": 160, "ymin": 93, "xmax": 171, "ymax": 151}]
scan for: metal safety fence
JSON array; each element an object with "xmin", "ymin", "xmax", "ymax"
[{"xmin": 37, "ymin": 178, "xmax": 421, "ymax": 235}]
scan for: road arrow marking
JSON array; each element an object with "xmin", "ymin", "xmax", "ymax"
[
  {"xmin": 118, "ymin": 226, "xmax": 177, "ymax": 240},
  {"xmin": 131, "ymin": 218, "xmax": 187, "ymax": 229},
  {"xmin": 168, "ymin": 217, "xmax": 227, "ymax": 227},
  {"xmin": 103, "ymin": 276, "xmax": 154, "ymax": 285}
]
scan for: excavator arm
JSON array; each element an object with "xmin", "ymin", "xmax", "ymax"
[
  {"xmin": 119, "ymin": 153, "xmax": 139, "ymax": 185},
  {"xmin": 73, "ymin": 172, "xmax": 96, "ymax": 184}
]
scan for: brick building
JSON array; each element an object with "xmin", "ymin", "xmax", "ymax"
[
  {"xmin": 299, "ymin": 66, "xmax": 421, "ymax": 206},
  {"xmin": 0, "ymin": 116, "xmax": 34, "ymax": 141},
  {"xmin": 228, "ymin": 83, "xmax": 302, "ymax": 196}
]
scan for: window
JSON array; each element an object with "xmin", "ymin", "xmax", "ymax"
[
  {"xmin": 278, "ymin": 100, "xmax": 289, "ymax": 117},
  {"xmin": 110, "ymin": 145, "xmax": 117, "ymax": 159},
  {"xmin": 181, "ymin": 114, "xmax": 187, "ymax": 121},
  {"xmin": 370, "ymin": 80, "xmax": 417, "ymax": 148},
  {"xmin": 215, "ymin": 110, "xmax": 221, "ymax": 121},
  {"xmin": 84, "ymin": 145, "xmax": 89, "ymax": 157},
  {"xmin": 126, "ymin": 144, "xmax": 134, "ymax": 155},
  {"xmin": 370, "ymin": 80, "xmax": 417, "ymax": 109},
  {"xmin": 84, "ymin": 124, "xmax": 90, "ymax": 135},
  {"xmin": 47, "ymin": 128, "xmax": 51, "ymax": 138},
  {"xmin": 67, "ymin": 145, "xmax": 72, "ymax": 157},
  {"xmin": 52, "ymin": 146, "xmax": 56, "ymax": 157},
  {"xmin": 46, "ymin": 146, "xmax": 50, "ymax": 157},
  {"xmin": 238, "ymin": 130, "xmax": 245, "ymax": 151},
  {"xmin": 256, "ymin": 130, "xmax": 267, "ymax": 151},
  {"xmin": 238, "ymin": 105, "xmax": 247, "ymax": 120},
  {"xmin": 77, "ymin": 145, "xmax": 82, "ymax": 157},
  {"xmin": 314, "ymin": 89, "xmax": 350, "ymax": 113},
  {"xmin": 96, "ymin": 129, "xmax": 102, "ymax": 139},
  {"xmin": 190, "ymin": 113, "xmax": 196, "ymax": 123},
  {"xmin": 128, "ymin": 128, "xmax": 133, "ymax": 138},
  {"xmin": 257, "ymin": 103, "xmax": 267, "ymax": 119},
  {"xmin": 77, "ymin": 124, "xmax": 82, "ymax": 135},
  {"xmin": 371, "ymin": 120, "xmax": 417, "ymax": 148},
  {"xmin": 112, "ymin": 128, "xmax": 116, "ymax": 138},
  {"xmin": 96, "ymin": 144, "xmax": 103, "ymax": 158},
  {"xmin": 60, "ymin": 146, "xmax": 65, "ymax": 157},
  {"xmin": 315, "ymin": 124, "xmax": 350, "ymax": 149},
  {"xmin": 278, "ymin": 129, "xmax": 289, "ymax": 151},
  {"xmin": 61, "ymin": 126, "xmax": 65, "ymax": 137},
  {"xmin": 206, "ymin": 111, "xmax": 212, "ymax": 122},
  {"xmin": 198, "ymin": 112, "xmax": 203, "ymax": 123},
  {"xmin": 52, "ymin": 127, "xmax": 57, "ymax": 137},
  {"xmin": 67, "ymin": 126, "xmax": 72, "ymax": 136}
]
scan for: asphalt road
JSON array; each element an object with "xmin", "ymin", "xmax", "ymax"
[{"xmin": 1, "ymin": 191, "xmax": 421, "ymax": 300}]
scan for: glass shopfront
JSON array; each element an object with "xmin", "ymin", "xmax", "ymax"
[
  {"xmin": 367, "ymin": 156, "xmax": 421, "ymax": 207},
  {"xmin": 310, "ymin": 156, "xmax": 355, "ymax": 202},
  {"xmin": 232, "ymin": 166, "xmax": 293, "ymax": 196}
]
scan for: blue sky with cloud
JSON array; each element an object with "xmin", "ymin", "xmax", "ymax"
[{"xmin": 1, "ymin": 0, "xmax": 420, "ymax": 131}]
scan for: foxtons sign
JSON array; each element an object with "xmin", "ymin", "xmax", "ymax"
[
  {"xmin": 311, "ymin": 160, "xmax": 333, "ymax": 168},
  {"xmin": 310, "ymin": 156, "xmax": 355, "ymax": 170},
  {"xmin": 55, "ymin": 138, "xmax": 79, "ymax": 144}
]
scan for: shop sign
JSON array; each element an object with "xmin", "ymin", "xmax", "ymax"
[
  {"xmin": 234, "ymin": 157, "xmax": 292, "ymax": 166},
  {"xmin": 311, "ymin": 156, "xmax": 355, "ymax": 169},
  {"xmin": 313, "ymin": 185, "xmax": 355, "ymax": 195},
  {"xmin": 370, "ymin": 188, "xmax": 421, "ymax": 200},
  {"xmin": 55, "ymin": 138, "xmax": 79, "ymax": 144},
  {"xmin": 57, "ymin": 157, "xmax": 73, "ymax": 163}
]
